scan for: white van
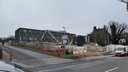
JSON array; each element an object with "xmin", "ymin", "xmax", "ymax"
[{"xmin": 114, "ymin": 47, "xmax": 128, "ymax": 56}]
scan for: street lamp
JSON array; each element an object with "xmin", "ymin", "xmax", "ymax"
[
  {"xmin": 62, "ymin": 27, "xmax": 66, "ymax": 44},
  {"xmin": 62, "ymin": 27, "xmax": 66, "ymax": 33}
]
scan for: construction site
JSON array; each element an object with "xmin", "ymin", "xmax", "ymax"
[{"xmin": 14, "ymin": 28, "xmax": 107, "ymax": 57}]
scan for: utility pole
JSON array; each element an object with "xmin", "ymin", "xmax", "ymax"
[{"xmin": 62, "ymin": 27, "xmax": 65, "ymax": 33}]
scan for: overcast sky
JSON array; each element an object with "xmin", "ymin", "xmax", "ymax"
[{"xmin": 0, "ymin": 0, "xmax": 128, "ymax": 37}]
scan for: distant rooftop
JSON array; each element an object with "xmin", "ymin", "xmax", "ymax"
[{"xmin": 17, "ymin": 27, "xmax": 68, "ymax": 34}]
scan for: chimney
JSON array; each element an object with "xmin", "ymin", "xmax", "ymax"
[{"xmin": 93, "ymin": 26, "xmax": 97, "ymax": 31}]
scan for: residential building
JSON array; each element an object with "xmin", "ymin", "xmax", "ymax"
[
  {"xmin": 88, "ymin": 26, "xmax": 110, "ymax": 46},
  {"xmin": 119, "ymin": 32, "xmax": 128, "ymax": 44}
]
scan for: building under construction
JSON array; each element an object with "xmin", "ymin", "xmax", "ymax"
[{"xmin": 15, "ymin": 28, "xmax": 75, "ymax": 43}]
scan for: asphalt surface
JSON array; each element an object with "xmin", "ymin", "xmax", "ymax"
[
  {"xmin": 0, "ymin": 44, "xmax": 33, "ymax": 60},
  {"xmin": 37, "ymin": 56, "xmax": 128, "ymax": 72},
  {"xmin": 0, "ymin": 44, "xmax": 55, "ymax": 60},
  {"xmin": 1, "ymin": 44, "xmax": 128, "ymax": 72},
  {"xmin": 0, "ymin": 44, "xmax": 74, "ymax": 71}
]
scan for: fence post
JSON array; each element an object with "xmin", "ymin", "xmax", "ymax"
[
  {"xmin": 58, "ymin": 48, "xmax": 61, "ymax": 57},
  {"xmin": 0, "ymin": 48, "xmax": 2, "ymax": 59}
]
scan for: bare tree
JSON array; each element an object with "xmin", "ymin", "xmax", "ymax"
[{"xmin": 107, "ymin": 21, "xmax": 127, "ymax": 44}]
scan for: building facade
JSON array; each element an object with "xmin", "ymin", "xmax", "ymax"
[
  {"xmin": 88, "ymin": 26, "xmax": 110, "ymax": 46},
  {"xmin": 15, "ymin": 28, "xmax": 75, "ymax": 43},
  {"xmin": 118, "ymin": 32, "xmax": 128, "ymax": 45}
]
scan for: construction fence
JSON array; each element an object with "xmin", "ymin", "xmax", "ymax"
[{"xmin": 12, "ymin": 42, "xmax": 107, "ymax": 56}]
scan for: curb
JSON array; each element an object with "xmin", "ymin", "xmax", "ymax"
[{"xmin": 75, "ymin": 55, "xmax": 113, "ymax": 61}]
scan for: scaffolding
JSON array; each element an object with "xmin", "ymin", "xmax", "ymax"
[{"xmin": 41, "ymin": 30, "xmax": 59, "ymax": 42}]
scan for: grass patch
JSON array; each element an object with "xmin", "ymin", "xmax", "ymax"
[
  {"xmin": 14, "ymin": 45, "xmax": 57, "ymax": 56},
  {"xmin": 14, "ymin": 45, "xmax": 40, "ymax": 52}
]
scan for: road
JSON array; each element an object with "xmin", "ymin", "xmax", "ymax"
[
  {"xmin": 0, "ymin": 44, "xmax": 55, "ymax": 60},
  {"xmin": 37, "ymin": 56, "xmax": 128, "ymax": 72},
  {"xmin": 0, "ymin": 44, "xmax": 74, "ymax": 71},
  {"xmin": 1, "ymin": 44, "xmax": 128, "ymax": 72}
]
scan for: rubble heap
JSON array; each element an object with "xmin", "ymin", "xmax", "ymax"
[
  {"xmin": 86, "ymin": 43, "xmax": 105, "ymax": 56},
  {"xmin": 66, "ymin": 43, "xmax": 105, "ymax": 56}
]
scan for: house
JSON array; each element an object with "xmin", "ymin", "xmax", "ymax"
[
  {"xmin": 88, "ymin": 26, "xmax": 110, "ymax": 46},
  {"xmin": 119, "ymin": 32, "xmax": 128, "ymax": 45}
]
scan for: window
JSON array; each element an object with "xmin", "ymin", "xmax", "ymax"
[
  {"xmin": 23, "ymin": 29, "xmax": 26, "ymax": 33},
  {"xmin": 29, "ymin": 30, "xmax": 31, "ymax": 32},
  {"xmin": 29, "ymin": 37, "xmax": 32, "ymax": 40},
  {"xmin": 19, "ymin": 37, "xmax": 22, "ymax": 40}
]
